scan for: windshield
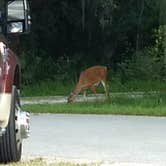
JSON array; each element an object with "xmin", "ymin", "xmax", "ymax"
[{"xmin": 8, "ymin": 0, "xmax": 24, "ymax": 21}]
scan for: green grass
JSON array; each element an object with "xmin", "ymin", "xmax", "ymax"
[
  {"xmin": 21, "ymin": 81, "xmax": 74, "ymax": 97},
  {"xmin": 23, "ymin": 93, "xmax": 166, "ymax": 116},
  {"xmin": 21, "ymin": 80, "xmax": 166, "ymax": 97},
  {"xmin": 21, "ymin": 79, "xmax": 166, "ymax": 116},
  {"xmin": 110, "ymin": 79, "xmax": 166, "ymax": 92}
]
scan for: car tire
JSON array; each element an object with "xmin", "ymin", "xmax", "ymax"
[{"xmin": 0, "ymin": 86, "xmax": 22, "ymax": 163}]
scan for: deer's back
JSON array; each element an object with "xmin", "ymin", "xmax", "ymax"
[{"xmin": 78, "ymin": 65, "xmax": 107, "ymax": 85}]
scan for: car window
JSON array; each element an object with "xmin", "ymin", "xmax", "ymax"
[{"xmin": 8, "ymin": 0, "xmax": 24, "ymax": 21}]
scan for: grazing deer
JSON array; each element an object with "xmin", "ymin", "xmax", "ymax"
[{"xmin": 67, "ymin": 65, "xmax": 109, "ymax": 103}]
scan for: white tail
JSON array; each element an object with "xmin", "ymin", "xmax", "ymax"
[{"xmin": 68, "ymin": 65, "xmax": 109, "ymax": 103}]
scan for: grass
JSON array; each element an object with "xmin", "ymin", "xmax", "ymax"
[
  {"xmin": 21, "ymin": 79, "xmax": 166, "ymax": 116},
  {"xmin": 110, "ymin": 79, "xmax": 166, "ymax": 92},
  {"xmin": 21, "ymin": 79, "xmax": 166, "ymax": 97},
  {"xmin": 22, "ymin": 93, "xmax": 166, "ymax": 116},
  {"xmin": 21, "ymin": 81, "xmax": 74, "ymax": 97},
  {"xmin": 2, "ymin": 158, "xmax": 97, "ymax": 166}
]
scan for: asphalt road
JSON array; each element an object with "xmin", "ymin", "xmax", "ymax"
[{"xmin": 22, "ymin": 114, "xmax": 166, "ymax": 165}]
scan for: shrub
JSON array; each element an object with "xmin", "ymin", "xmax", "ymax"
[
  {"xmin": 118, "ymin": 48, "xmax": 166, "ymax": 82},
  {"xmin": 118, "ymin": 25, "xmax": 166, "ymax": 82}
]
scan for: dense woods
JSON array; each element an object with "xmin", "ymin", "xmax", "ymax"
[{"xmin": 20, "ymin": 0, "xmax": 166, "ymax": 85}]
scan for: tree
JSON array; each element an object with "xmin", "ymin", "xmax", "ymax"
[{"xmin": 20, "ymin": 0, "xmax": 162, "ymax": 83}]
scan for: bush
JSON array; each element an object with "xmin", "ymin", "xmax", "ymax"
[
  {"xmin": 118, "ymin": 48, "xmax": 166, "ymax": 82},
  {"xmin": 118, "ymin": 25, "xmax": 166, "ymax": 82},
  {"xmin": 20, "ymin": 51, "xmax": 87, "ymax": 85}
]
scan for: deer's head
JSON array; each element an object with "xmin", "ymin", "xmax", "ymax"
[{"xmin": 67, "ymin": 92, "xmax": 77, "ymax": 103}]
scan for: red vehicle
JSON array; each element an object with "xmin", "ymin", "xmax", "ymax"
[{"xmin": 0, "ymin": 0, "xmax": 30, "ymax": 162}]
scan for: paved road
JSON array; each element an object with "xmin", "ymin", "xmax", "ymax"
[{"xmin": 22, "ymin": 114, "xmax": 166, "ymax": 165}]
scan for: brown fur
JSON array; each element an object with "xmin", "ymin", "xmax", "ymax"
[{"xmin": 68, "ymin": 65, "xmax": 109, "ymax": 103}]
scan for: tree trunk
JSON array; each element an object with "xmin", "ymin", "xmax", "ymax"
[
  {"xmin": 136, "ymin": 0, "xmax": 144, "ymax": 53},
  {"xmin": 81, "ymin": 0, "xmax": 85, "ymax": 31}
]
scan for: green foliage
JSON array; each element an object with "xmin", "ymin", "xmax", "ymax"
[
  {"xmin": 153, "ymin": 25, "xmax": 166, "ymax": 62},
  {"xmin": 118, "ymin": 24, "xmax": 166, "ymax": 82},
  {"xmin": 19, "ymin": 0, "xmax": 165, "ymax": 87},
  {"xmin": 20, "ymin": 51, "xmax": 80, "ymax": 85},
  {"xmin": 28, "ymin": 0, "xmax": 159, "ymax": 60},
  {"xmin": 119, "ymin": 49, "xmax": 165, "ymax": 81}
]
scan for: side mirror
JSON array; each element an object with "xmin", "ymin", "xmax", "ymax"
[{"xmin": 7, "ymin": 0, "xmax": 31, "ymax": 34}]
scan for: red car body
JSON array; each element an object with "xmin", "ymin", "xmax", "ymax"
[
  {"xmin": 0, "ymin": 37, "xmax": 21, "ymax": 128},
  {"xmin": 0, "ymin": 0, "xmax": 31, "ymax": 162}
]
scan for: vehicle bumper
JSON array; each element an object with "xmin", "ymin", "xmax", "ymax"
[{"xmin": 0, "ymin": 93, "xmax": 11, "ymax": 129}]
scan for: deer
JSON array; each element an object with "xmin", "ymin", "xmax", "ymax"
[{"xmin": 67, "ymin": 65, "xmax": 109, "ymax": 103}]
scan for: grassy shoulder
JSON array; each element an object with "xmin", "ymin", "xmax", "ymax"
[
  {"xmin": 21, "ymin": 80, "xmax": 166, "ymax": 97},
  {"xmin": 22, "ymin": 93, "xmax": 166, "ymax": 116}
]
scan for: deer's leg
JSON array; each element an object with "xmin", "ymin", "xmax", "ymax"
[
  {"xmin": 90, "ymin": 86, "xmax": 97, "ymax": 96},
  {"xmin": 101, "ymin": 80, "xmax": 109, "ymax": 97},
  {"xmin": 83, "ymin": 90, "xmax": 87, "ymax": 100}
]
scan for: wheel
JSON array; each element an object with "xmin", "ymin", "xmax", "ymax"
[{"xmin": 0, "ymin": 86, "xmax": 22, "ymax": 163}]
